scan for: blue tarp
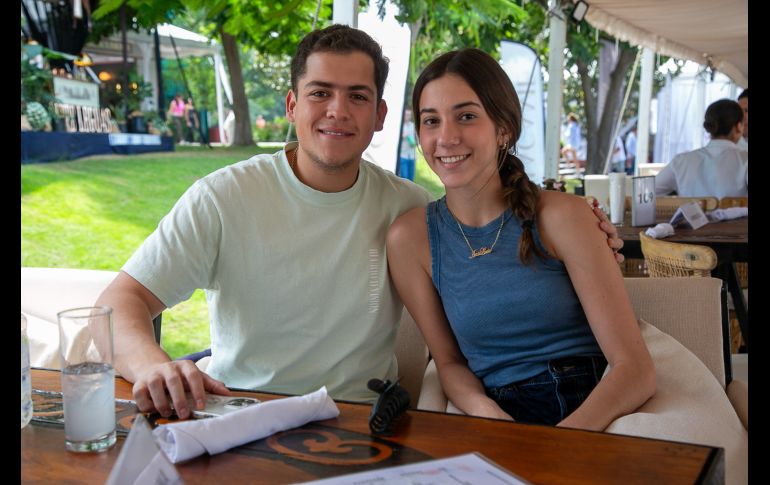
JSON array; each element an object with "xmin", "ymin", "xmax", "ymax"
[{"xmin": 21, "ymin": 131, "xmax": 174, "ymax": 164}]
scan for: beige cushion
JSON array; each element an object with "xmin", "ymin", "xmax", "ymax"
[
  {"xmin": 727, "ymin": 379, "xmax": 748, "ymax": 430},
  {"xmin": 25, "ymin": 312, "xmax": 61, "ymax": 369},
  {"xmin": 394, "ymin": 309, "xmax": 429, "ymax": 407},
  {"xmin": 623, "ymin": 277, "xmax": 726, "ymax": 386},
  {"xmin": 605, "ymin": 320, "xmax": 748, "ymax": 485},
  {"xmin": 416, "ymin": 360, "xmax": 447, "ymax": 411},
  {"xmin": 22, "ymin": 268, "xmax": 119, "ymax": 369}
]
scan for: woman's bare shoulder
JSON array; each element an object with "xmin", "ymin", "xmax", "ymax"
[
  {"xmin": 387, "ymin": 206, "xmax": 428, "ymax": 247},
  {"xmin": 538, "ymin": 190, "xmax": 593, "ymax": 223}
]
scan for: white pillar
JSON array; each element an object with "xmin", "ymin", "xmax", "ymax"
[
  {"xmin": 544, "ymin": 1, "xmax": 566, "ymax": 180},
  {"xmin": 636, "ymin": 48, "xmax": 654, "ymax": 173},
  {"xmin": 333, "ymin": 0, "xmax": 358, "ymax": 27},
  {"xmin": 214, "ymin": 49, "xmax": 226, "ymax": 144},
  {"xmin": 136, "ymin": 42, "xmax": 156, "ymax": 112}
]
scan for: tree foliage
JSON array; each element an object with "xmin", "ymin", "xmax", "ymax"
[
  {"xmin": 91, "ymin": 0, "xmax": 330, "ymax": 145},
  {"xmin": 384, "ymin": 0, "xmax": 527, "ymax": 84},
  {"xmin": 385, "ymin": 0, "xmax": 684, "ymax": 174},
  {"xmin": 87, "ymin": 0, "xmax": 679, "ymax": 158}
]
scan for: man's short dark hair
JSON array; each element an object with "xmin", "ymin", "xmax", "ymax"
[
  {"xmin": 738, "ymin": 88, "xmax": 748, "ymax": 100},
  {"xmin": 290, "ymin": 24, "xmax": 389, "ymax": 101}
]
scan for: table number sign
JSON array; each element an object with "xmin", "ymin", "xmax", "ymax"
[
  {"xmin": 631, "ymin": 176, "xmax": 655, "ymax": 226},
  {"xmin": 669, "ymin": 201, "xmax": 709, "ymax": 230}
]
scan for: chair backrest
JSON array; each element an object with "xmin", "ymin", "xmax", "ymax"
[
  {"xmin": 394, "ymin": 308, "xmax": 429, "ymax": 408},
  {"xmin": 655, "ymin": 196, "xmax": 718, "ymax": 219},
  {"xmin": 718, "ymin": 196, "xmax": 748, "ymax": 209},
  {"xmin": 624, "ymin": 277, "xmax": 730, "ymax": 387},
  {"xmin": 21, "ymin": 267, "xmax": 162, "ymax": 345},
  {"xmin": 639, "ymin": 232, "xmax": 717, "ymax": 277}
]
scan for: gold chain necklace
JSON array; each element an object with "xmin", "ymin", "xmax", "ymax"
[{"xmin": 447, "ymin": 205, "xmax": 506, "ymax": 259}]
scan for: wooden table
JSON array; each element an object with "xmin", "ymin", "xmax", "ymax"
[
  {"xmin": 22, "ymin": 369, "xmax": 723, "ymax": 484},
  {"xmin": 617, "ymin": 216, "xmax": 748, "ymax": 350}
]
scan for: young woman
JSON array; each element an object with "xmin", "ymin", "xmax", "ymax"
[
  {"xmin": 655, "ymin": 98, "xmax": 748, "ymax": 198},
  {"xmin": 386, "ymin": 49, "xmax": 655, "ymax": 431}
]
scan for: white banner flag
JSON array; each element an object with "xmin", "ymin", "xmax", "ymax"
[
  {"xmin": 359, "ymin": 2, "xmax": 411, "ymax": 173},
  {"xmin": 500, "ymin": 41, "xmax": 546, "ymax": 185}
]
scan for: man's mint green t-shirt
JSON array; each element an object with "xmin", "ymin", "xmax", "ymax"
[{"xmin": 123, "ymin": 142, "xmax": 431, "ymax": 401}]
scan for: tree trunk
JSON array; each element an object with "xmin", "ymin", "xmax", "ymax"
[
  {"xmin": 582, "ymin": 47, "xmax": 636, "ymax": 174},
  {"xmin": 220, "ymin": 28, "xmax": 253, "ymax": 146}
]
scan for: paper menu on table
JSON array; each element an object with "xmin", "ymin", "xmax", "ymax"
[
  {"xmin": 669, "ymin": 201, "xmax": 709, "ymax": 230},
  {"xmin": 297, "ymin": 452, "xmax": 531, "ymax": 484},
  {"xmin": 106, "ymin": 414, "xmax": 183, "ymax": 485}
]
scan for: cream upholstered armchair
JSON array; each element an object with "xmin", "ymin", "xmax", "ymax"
[
  {"xmin": 416, "ymin": 277, "xmax": 748, "ymax": 484},
  {"xmin": 21, "ymin": 267, "xmax": 162, "ymax": 368}
]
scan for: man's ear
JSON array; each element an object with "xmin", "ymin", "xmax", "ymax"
[
  {"xmin": 286, "ymin": 89, "xmax": 297, "ymax": 122},
  {"xmin": 375, "ymin": 99, "xmax": 388, "ymax": 132}
]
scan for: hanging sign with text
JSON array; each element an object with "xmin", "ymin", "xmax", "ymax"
[{"xmin": 53, "ymin": 77, "xmax": 99, "ymax": 108}]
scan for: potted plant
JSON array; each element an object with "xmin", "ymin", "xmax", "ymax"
[
  {"xmin": 21, "ymin": 44, "xmax": 57, "ymax": 131},
  {"xmin": 145, "ymin": 112, "xmax": 171, "ymax": 137},
  {"xmin": 102, "ymin": 72, "xmax": 154, "ymax": 134}
]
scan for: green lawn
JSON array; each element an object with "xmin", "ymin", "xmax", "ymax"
[
  {"xmin": 21, "ymin": 145, "xmax": 444, "ymax": 358},
  {"xmin": 413, "ymin": 149, "xmax": 445, "ymax": 200},
  {"xmin": 22, "ymin": 145, "xmax": 269, "ymax": 358}
]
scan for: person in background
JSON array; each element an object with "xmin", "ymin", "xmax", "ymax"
[
  {"xmin": 560, "ymin": 113, "xmax": 582, "ymax": 168},
  {"xmin": 255, "ymin": 114, "xmax": 267, "ymax": 130},
  {"xmin": 624, "ymin": 126, "xmax": 637, "ymax": 176},
  {"xmin": 184, "ymin": 97, "xmax": 200, "ymax": 144},
  {"xmin": 95, "ymin": 25, "xmax": 626, "ymax": 420},
  {"xmin": 610, "ymin": 135, "xmax": 626, "ymax": 173},
  {"xmin": 167, "ymin": 93, "xmax": 186, "ymax": 144},
  {"xmin": 656, "ymin": 98, "xmax": 747, "ymax": 198},
  {"xmin": 387, "ymin": 48, "xmax": 654, "ymax": 431},
  {"xmin": 399, "ymin": 109, "xmax": 417, "ymax": 180},
  {"xmin": 736, "ymin": 89, "xmax": 748, "ymax": 151}
]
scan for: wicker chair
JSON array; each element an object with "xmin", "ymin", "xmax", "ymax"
[
  {"xmin": 639, "ymin": 231, "xmax": 717, "ymax": 277},
  {"xmin": 655, "ymin": 196, "xmax": 719, "ymax": 220},
  {"xmin": 718, "ymin": 196, "xmax": 748, "ymax": 209},
  {"xmin": 639, "ymin": 230, "xmax": 746, "ymax": 353}
]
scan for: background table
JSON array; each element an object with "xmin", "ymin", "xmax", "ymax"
[
  {"xmin": 617, "ymin": 216, "xmax": 748, "ymax": 350},
  {"xmin": 22, "ymin": 369, "xmax": 723, "ymax": 484}
]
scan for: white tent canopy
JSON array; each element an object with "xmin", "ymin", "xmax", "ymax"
[
  {"xmin": 581, "ymin": 0, "xmax": 748, "ymax": 87},
  {"xmin": 85, "ymin": 24, "xmax": 231, "ymax": 141}
]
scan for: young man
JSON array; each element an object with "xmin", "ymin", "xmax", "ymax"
[{"xmin": 96, "ymin": 25, "xmax": 624, "ymax": 419}]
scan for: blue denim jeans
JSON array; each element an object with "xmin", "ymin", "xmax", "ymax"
[{"xmin": 485, "ymin": 355, "xmax": 607, "ymax": 426}]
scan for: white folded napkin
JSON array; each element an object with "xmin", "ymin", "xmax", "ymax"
[
  {"xmin": 706, "ymin": 207, "xmax": 748, "ymax": 222},
  {"xmin": 152, "ymin": 387, "xmax": 339, "ymax": 464},
  {"xmin": 645, "ymin": 223, "xmax": 675, "ymax": 239}
]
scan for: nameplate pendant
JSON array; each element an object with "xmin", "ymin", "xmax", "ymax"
[{"xmin": 469, "ymin": 247, "xmax": 493, "ymax": 259}]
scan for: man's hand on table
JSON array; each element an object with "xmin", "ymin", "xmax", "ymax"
[{"xmin": 132, "ymin": 360, "xmax": 231, "ymax": 419}]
